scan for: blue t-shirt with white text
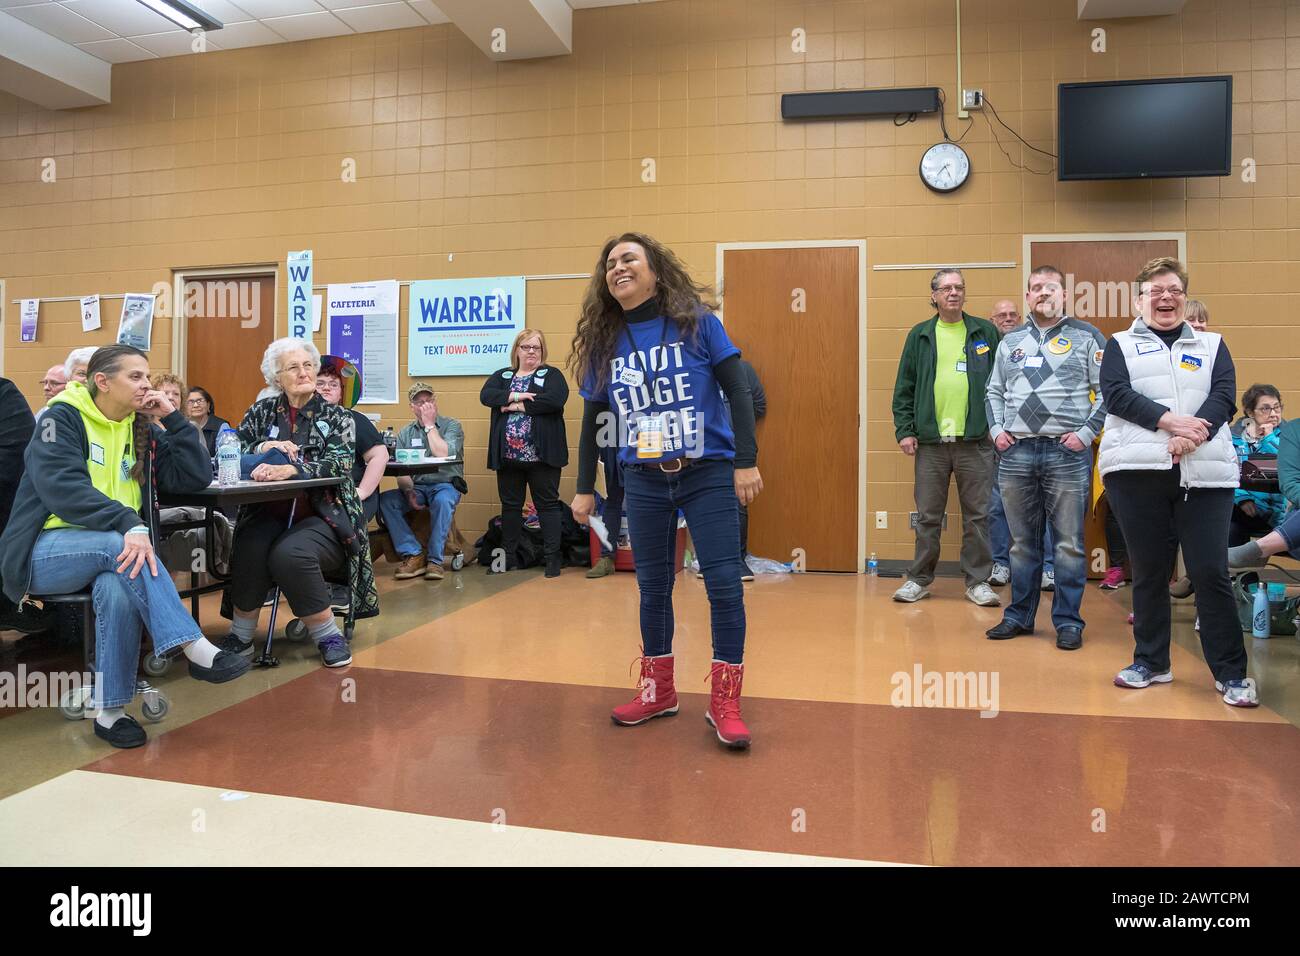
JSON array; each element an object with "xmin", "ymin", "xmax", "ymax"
[{"xmin": 580, "ymin": 312, "xmax": 740, "ymax": 466}]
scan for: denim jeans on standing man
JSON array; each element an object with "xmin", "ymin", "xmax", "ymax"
[
  {"xmin": 28, "ymin": 528, "xmax": 203, "ymax": 709},
  {"xmin": 998, "ymin": 438, "xmax": 1091, "ymax": 631},
  {"xmin": 622, "ymin": 458, "xmax": 745, "ymax": 664},
  {"xmin": 989, "ymin": 470, "xmax": 1055, "ymax": 574}
]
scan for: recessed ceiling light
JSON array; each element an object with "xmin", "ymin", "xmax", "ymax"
[{"xmin": 134, "ymin": 0, "xmax": 224, "ymax": 33}]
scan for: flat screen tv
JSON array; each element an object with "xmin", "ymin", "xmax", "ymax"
[{"xmin": 1057, "ymin": 76, "xmax": 1232, "ymax": 180}]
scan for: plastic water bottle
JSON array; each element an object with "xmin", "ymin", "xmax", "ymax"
[
  {"xmin": 867, "ymin": 552, "xmax": 879, "ymax": 576},
  {"xmin": 1251, "ymin": 584, "xmax": 1270, "ymax": 639},
  {"xmin": 216, "ymin": 427, "xmax": 241, "ymax": 487}
]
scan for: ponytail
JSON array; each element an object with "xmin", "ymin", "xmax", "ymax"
[{"xmin": 130, "ymin": 413, "xmax": 149, "ymax": 484}]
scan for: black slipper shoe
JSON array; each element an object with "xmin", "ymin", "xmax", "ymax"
[{"xmin": 93, "ymin": 714, "xmax": 146, "ymax": 749}]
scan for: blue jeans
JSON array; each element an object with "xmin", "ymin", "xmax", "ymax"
[
  {"xmin": 28, "ymin": 529, "xmax": 202, "ymax": 709},
  {"xmin": 998, "ymin": 439, "xmax": 1091, "ymax": 631},
  {"xmin": 989, "ymin": 465, "xmax": 1054, "ymax": 572},
  {"xmin": 622, "ymin": 459, "xmax": 745, "ymax": 664},
  {"xmin": 379, "ymin": 483, "xmax": 461, "ymax": 564}
]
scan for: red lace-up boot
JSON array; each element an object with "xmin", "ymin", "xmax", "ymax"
[
  {"xmin": 706, "ymin": 660, "xmax": 751, "ymax": 749},
  {"xmin": 611, "ymin": 653, "xmax": 679, "ymax": 726}
]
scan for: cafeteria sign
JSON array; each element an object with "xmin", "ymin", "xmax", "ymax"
[{"xmin": 407, "ymin": 276, "xmax": 525, "ymax": 376}]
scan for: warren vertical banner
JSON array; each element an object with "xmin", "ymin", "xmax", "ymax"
[
  {"xmin": 407, "ymin": 276, "xmax": 525, "ymax": 376},
  {"xmin": 327, "ymin": 280, "xmax": 399, "ymax": 404},
  {"xmin": 287, "ymin": 250, "xmax": 313, "ymax": 339}
]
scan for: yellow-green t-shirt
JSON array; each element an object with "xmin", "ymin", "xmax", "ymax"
[{"xmin": 933, "ymin": 319, "xmax": 969, "ymax": 439}]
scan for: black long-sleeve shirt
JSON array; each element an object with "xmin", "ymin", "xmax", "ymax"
[{"xmin": 1098, "ymin": 323, "xmax": 1236, "ymax": 433}]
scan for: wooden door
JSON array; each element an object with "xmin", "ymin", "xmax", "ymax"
[
  {"xmin": 184, "ymin": 274, "xmax": 275, "ymax": 427},
  {"xmin": 1027, "ymin": 237, "xmax": 1179, "ymax": 576},
  {"xmin": 1028, "ymin": 238, "xmax": 1179, "ymax": 338},
  {"xmin": 720, "ymin": 246, "xmax": 859, "ymax": 572}
]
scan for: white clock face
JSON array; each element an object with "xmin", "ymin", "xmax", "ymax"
[{"xmin": 920, "ymin": 142, "xmax": 970, "ymax": 193}]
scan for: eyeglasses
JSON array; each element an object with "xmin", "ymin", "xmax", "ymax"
[
  {"xmin": 518, "ymin": 345, "xmax": 542, "ymax": 352},
  {"xmin": 185, "ymin": 397, "xmax": 207, "ymax": 405},
  {"xmin": 935, "ymin": 285, "xmax": 965, "ymax": 294},
  {"xmin": 280, "ymin": 362, "xmax": 317, "ymax": 376},
  {"xmin": 39, "ymin": 379, "xmax": 61, "ymax": 387},
  {"xmin": 1254, "ymin": 403, "xmax": 1283, "ymax": 415},
  {"xmin": 1143, "ymin": 286, "xmax": 1185, "ymax": 299}
]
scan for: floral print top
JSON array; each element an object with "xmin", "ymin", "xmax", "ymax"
[{"xmin": 503, "ymin": 372, "xmax": 539, "ymax": 463}]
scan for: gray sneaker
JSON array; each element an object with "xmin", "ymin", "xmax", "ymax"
[
  {"xmin": 989, "ymin": 563, "xmax": 1010, "ymax": 587},
  {"xmin": 1040, "ymin": 569, "xmax": 1055, "ymax": 591},
  {"xmin": 1215, "ymin": 678, "xmax": 1259, "ymax": 707},
  {"xmin": 215, "ymin": 634, "xmax": 254, "ymax": 658},
  {"xmin": 892, "ymin": 580, "xmax": 930, "ymax": 603},
  {"xmin": 1114, "ymin": 663, "xmax": 1173, "ymax": 688},
  {"xmin": 317, "ymin": 634, "xmax": 352, "ymax": 668},
  {"xmin": 966, "ymin": 582, "xmax": 1001, "ymax": 607}
]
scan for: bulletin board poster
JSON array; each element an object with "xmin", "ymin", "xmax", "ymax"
[
  {"xmin": 327, "ymin": 281, "xmax": 399, "ymax": 404},
  {"xmin": 407, "ymin": 276, "xmax": 525, "ymax": 376}
]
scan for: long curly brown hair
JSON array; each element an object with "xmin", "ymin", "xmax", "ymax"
[{"xmin": 568, "ymin": 232, "xmax": 717, "ymax": 393}]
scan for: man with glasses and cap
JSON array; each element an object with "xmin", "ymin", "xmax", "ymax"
[{"xmin": 378, "ymin": 383, "xmax": 465, "ymax": 581}]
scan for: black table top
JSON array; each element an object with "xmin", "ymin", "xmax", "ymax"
[{"xmin": 160, "ymin": 476, "xmax": 342, "ymax": 506}]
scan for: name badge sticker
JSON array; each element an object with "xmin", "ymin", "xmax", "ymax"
[
  {"xmin": 619, "ymin": 368, "xmax": 645, "ymax": 387},
  {"xmin": 89, "ymin": 442, "xmax": 105, "ymax": 466},
  {"xmin": 268, "ymin": 424, "xmax": 280, "ymax": 439},
  {"xmin": 1135, "ymin": 341, "xmax": 1163, "ymax": 356},
  {"xmin": 412, "ymin": 438, "xmax": 424, "ymax": 448},
  {"xmin": 955, "ymin": 361, "xmax": 968, "ymax": 373},
  {"xmin": 636, "ymin": 414, "xmax": 664, "ymax": 458},
  {"xmin": 1025, "ymin": 356, "xmax": 1045, "ymax": 369}
]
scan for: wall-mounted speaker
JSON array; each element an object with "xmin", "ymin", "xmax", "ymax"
[{"xmin": 781, "ymin": 88, "xmax": 941, "ymax": 120}]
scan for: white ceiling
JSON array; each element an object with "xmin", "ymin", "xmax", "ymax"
[{"xmin": 0, "ymin": 0, "xmax": 660, "ymax": 65}]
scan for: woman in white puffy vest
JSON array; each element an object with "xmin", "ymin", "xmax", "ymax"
[{"xmin": 1098, "ymin": 257, "xmax": 1257, "ymax": 708}]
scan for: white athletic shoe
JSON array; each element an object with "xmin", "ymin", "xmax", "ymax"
[
  {"xmin": 989, "ymin": 563, "xmax": 1010, "ymax": 587},
  {"xmin": 1216, "ymin": 678, "xmax": 1259, "ymax": 707},
  {"xmin": 893, "ymin": 580, "xmax": 930, "ymax": 603},
  {"xmin": 966, "ymin": 582, "xmax": 1001, "ymax": 607}
]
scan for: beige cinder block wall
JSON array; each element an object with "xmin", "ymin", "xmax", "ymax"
[{"xmin": 1, "ymin": 0, "xmax": 1294, "ymax": 555}]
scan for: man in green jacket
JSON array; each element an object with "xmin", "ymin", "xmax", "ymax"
[{"xmin": 891, "ymin": 268, "xmax": 1001, "ymax": 606}]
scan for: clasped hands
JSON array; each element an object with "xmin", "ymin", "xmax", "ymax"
[{"xmin": 1160, "ymin": 413, "xmax": 1213, "ymax": 463}]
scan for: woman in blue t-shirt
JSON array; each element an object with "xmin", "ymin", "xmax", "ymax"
[{"xmin": 569, "ymin": 232, "xmax": 763, "ymax": 749}]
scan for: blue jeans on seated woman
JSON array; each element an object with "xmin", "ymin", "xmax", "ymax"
[
  {"xmin": 28, "ymin": 529, "xmax": 202, "ymax": 710},
  {"xmin": 622, "ymin": 458, "xmax": 745, "ymax": 664},
  {"xmin": 998, "ymin": 438, "xmax": 1091, "ymax": 632}
]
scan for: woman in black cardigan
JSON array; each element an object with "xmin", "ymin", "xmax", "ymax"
[{"xmin": 480, "ymin": 329, "xmax": 570, "ymax": 576}]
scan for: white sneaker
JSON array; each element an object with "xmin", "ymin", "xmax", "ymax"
[
  {"xmin": 989, "ymin": 563, "xmax": 1010, "ymax": 586},
  {"xmin": 966, "ymin": 582, "xmax": 1001, "ymax": 607},
  {"xmin": 893, "ymin": 580, "xmax": 930, "ymax": 603},
  {"xmin": 1040, "ymin": 570, "xmax": 1055, "ymax": 591},
  {"xmin": 1215, "ymin": 678, "xmax": 1259, "ymax": 707}
]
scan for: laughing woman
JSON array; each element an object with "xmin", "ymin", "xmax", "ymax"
[
  {"xmin": 0, "ymin": 345, "xmax": 249, "ymax": 748},
  {"xmin": 569, "ymin": 232, "xmax": 762, "ymax": 749}
]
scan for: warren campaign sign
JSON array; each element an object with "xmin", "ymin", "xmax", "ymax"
[{"xmin": 407, "ymin": 276, "xmax": 525, "ymax": 376}]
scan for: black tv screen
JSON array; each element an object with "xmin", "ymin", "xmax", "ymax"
[{"xmin": 1057, "ymin": 76, "xmax": 1232, "ymax": 180}]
